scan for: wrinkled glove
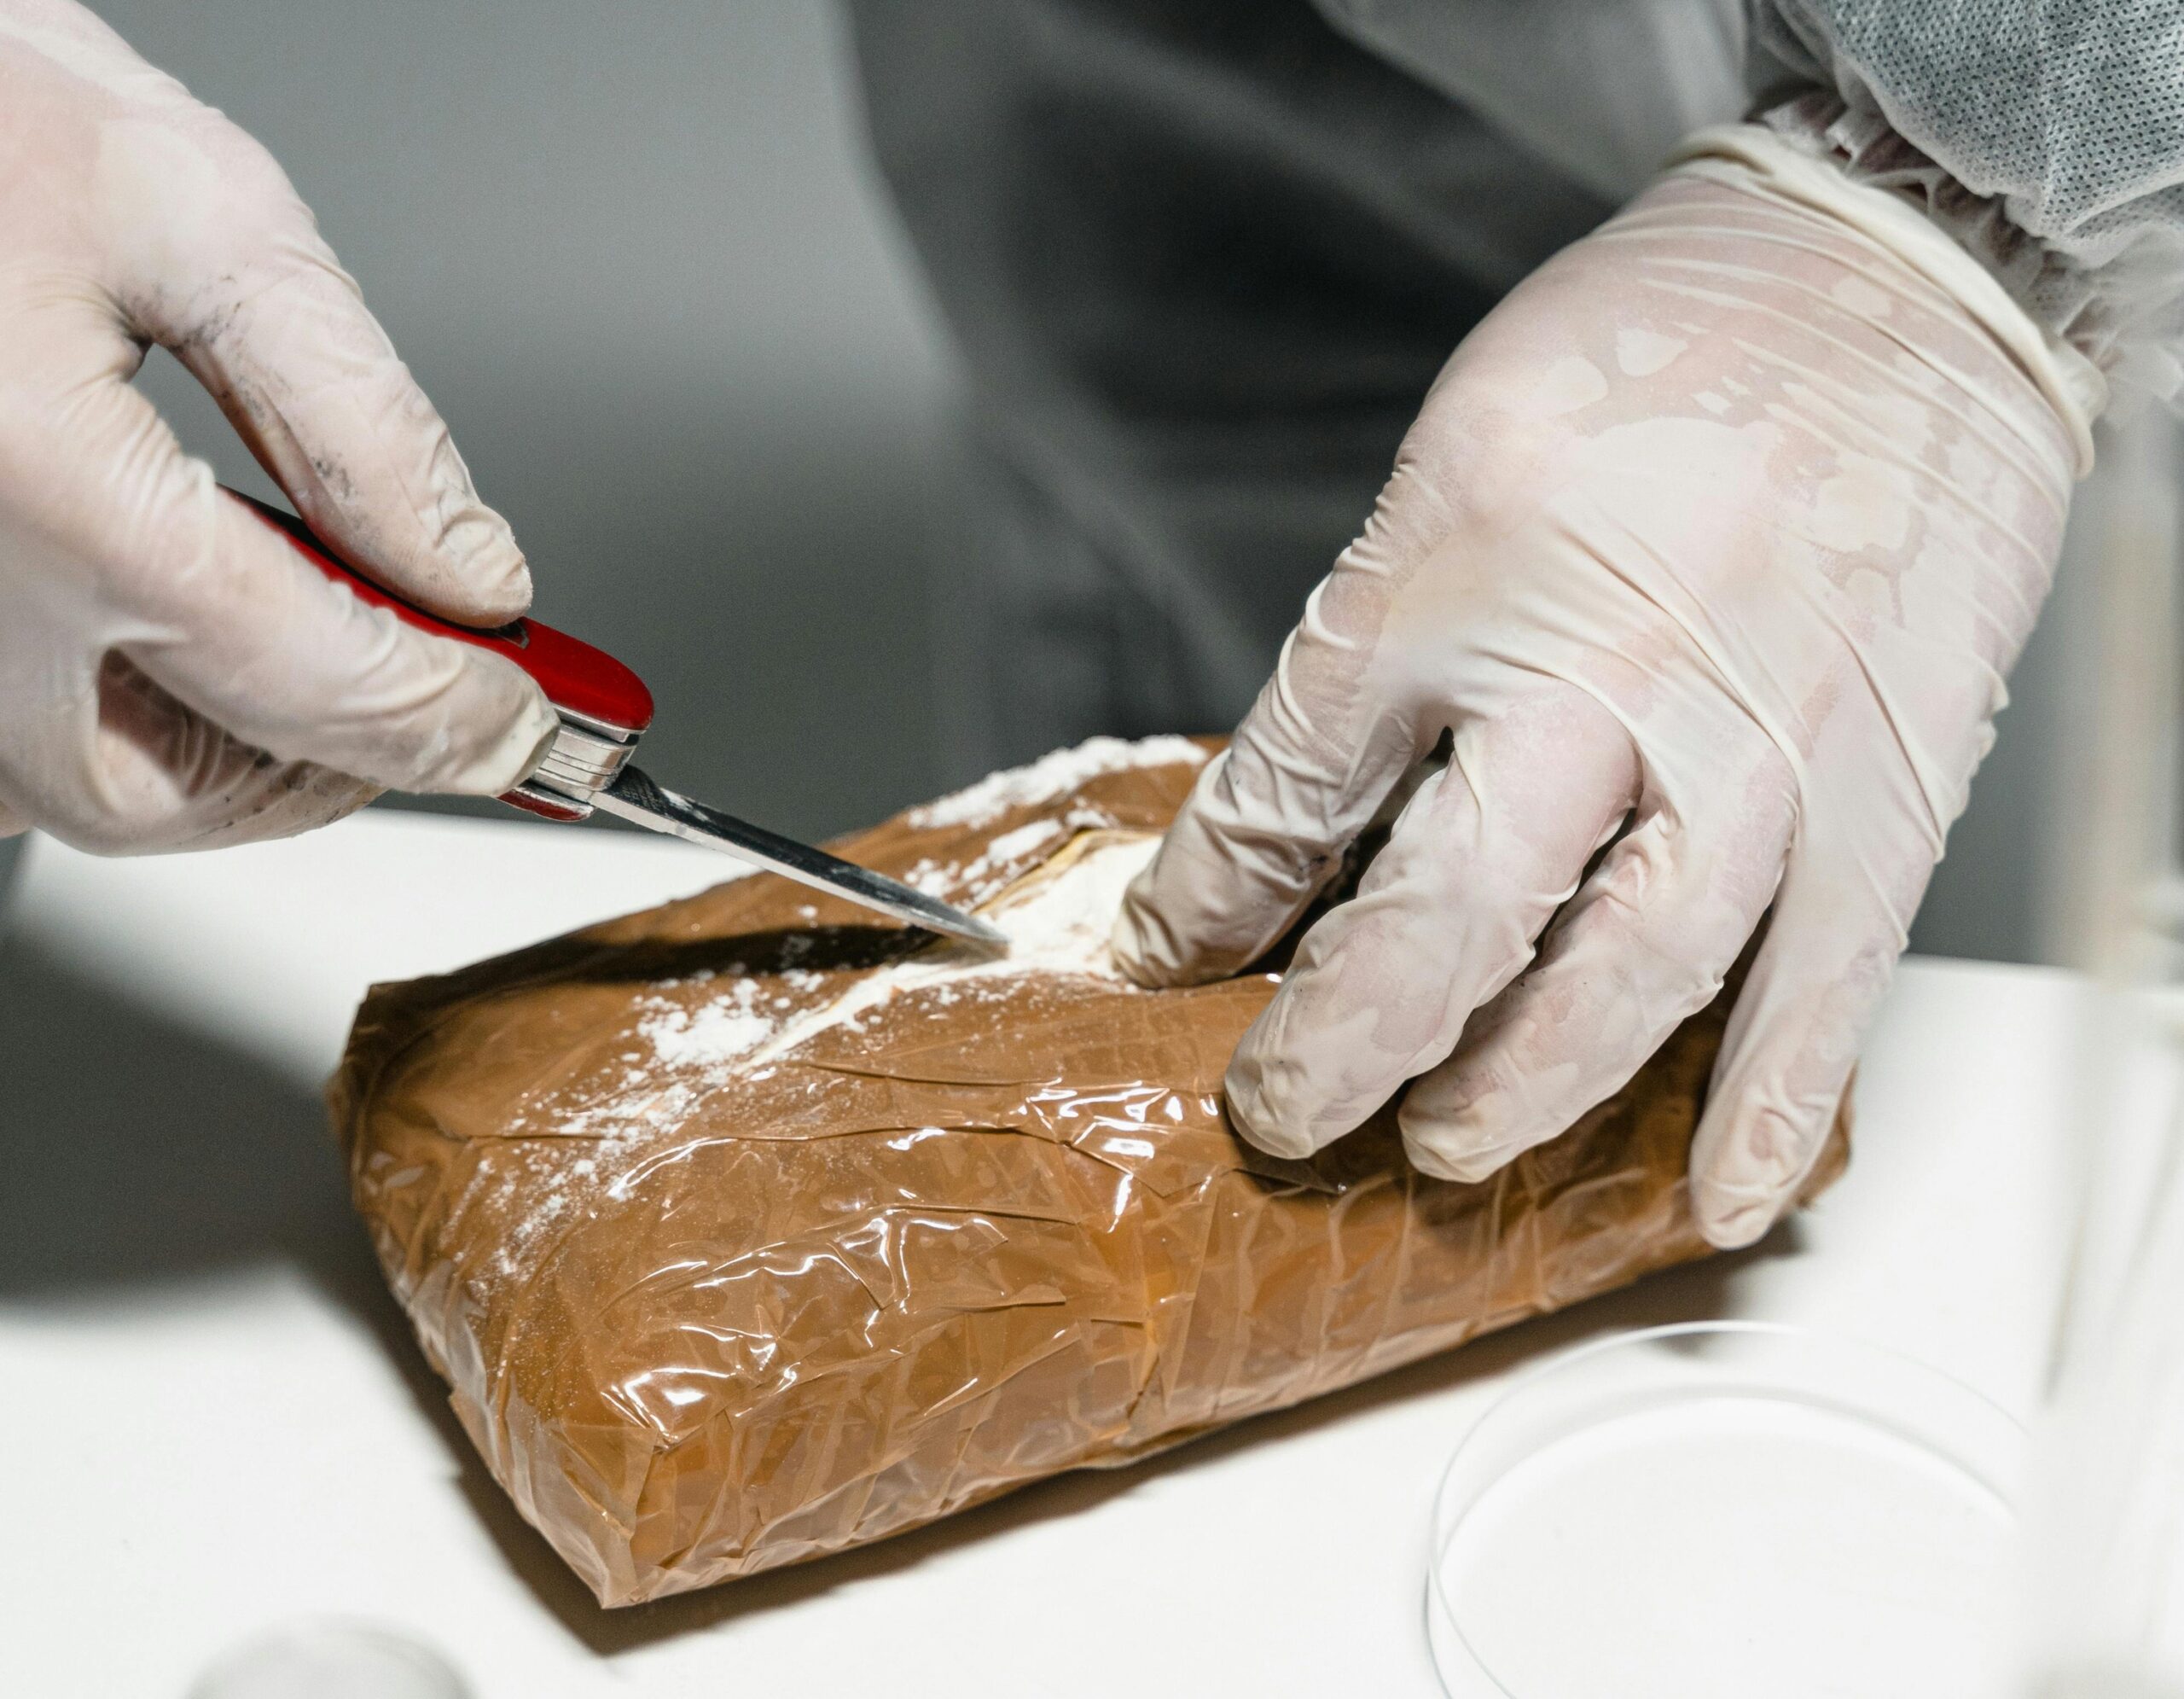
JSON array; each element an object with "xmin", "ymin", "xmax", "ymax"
[
  {"xmin": 1114, "ymin": 132, "xmax": 2085, "ymax": 1248},
  {"xmin": 0, "ymin": 0, "xmax": 555, "ymax": 853}
]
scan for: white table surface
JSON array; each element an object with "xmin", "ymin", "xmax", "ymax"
[{"xmin": 0, "ymin": 812, "xmax": 2083, "ymax": 1698}]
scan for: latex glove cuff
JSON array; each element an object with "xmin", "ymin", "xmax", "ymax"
[{"xmin": 1732, "ymin": 96, "xmax": 2128, "ymax": 435}]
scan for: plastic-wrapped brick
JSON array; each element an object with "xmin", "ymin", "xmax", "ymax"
[{"xmin": 330, "ymin": 736, "xmax": 1847, "ymax": 1606}]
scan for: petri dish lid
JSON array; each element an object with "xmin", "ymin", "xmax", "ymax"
[
  {"xmin": 1426, "ymin": 1322, "xmax": 2024, "ymax": 1699},
  {"xmin": 187, "ymin": 1618, "xmax": 472, "ymax": 1699}
]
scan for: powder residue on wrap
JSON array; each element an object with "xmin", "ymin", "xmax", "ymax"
[{"xmin": 329, "ymin": 733, "xmax": 1848, "ymax": 1607}]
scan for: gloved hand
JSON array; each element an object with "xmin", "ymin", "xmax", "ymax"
[
  {"xmin": 1113, "ymin": 137, "xmax": 2083, "ymax": 1248},
  {"xmin": 0, "ymin": 0, "xmax": 555, "ymax": 853}
]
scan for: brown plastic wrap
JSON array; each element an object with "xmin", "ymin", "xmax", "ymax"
[{"xmin": 331, "ymin": 736, "xmax": 1848, "ymax": 1607}]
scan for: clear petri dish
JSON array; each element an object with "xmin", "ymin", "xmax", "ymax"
[
  {"xmin": 187, "ymin": 1618, "xmax": 472, "ymax": 1699},
  {"xmin": 1426, "ymin": 1322, "xmax": 2024, "ymax": 1699}
]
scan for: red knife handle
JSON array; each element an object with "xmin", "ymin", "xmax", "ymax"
[
  {"xmin": 236, "ymin": 492, "xmax": 655, "ymax": 732},
  {"xmin": 235, "ymin": 491, "xmax": 656, "ymax": 822}
]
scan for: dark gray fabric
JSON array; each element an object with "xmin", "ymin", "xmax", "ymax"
[
  {"xmin": 1309, "ymin": 0, "xmax": 1745, "ymax": 204},
  {"xmin": 845, "ymin": 0, "xmax": 1612, "ymax": 777},
  {"xmin": 0, "ymin": 834, "xmax": 22, "ymax": 932}
]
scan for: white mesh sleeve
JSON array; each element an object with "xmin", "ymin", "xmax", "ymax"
[{"xmin": 1752, "ymin": 2, "xmax": 2184, "ymax": 400}]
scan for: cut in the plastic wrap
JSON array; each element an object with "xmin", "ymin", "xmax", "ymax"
[{"xmin": 329, "ymin": 735, "xmax": 1849, "ymax": 1606}]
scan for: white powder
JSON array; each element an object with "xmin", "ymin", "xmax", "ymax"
[
  {"xmin": 730, "ymin": 831, "xmax": 1159, "ymax": 1072},
  {"xmin": 902, "ymin": 857, "xmax": 950, "ymax": 897},
  {"xmin": 646, "ymin": 1003, "xmax": 774, "ymax": 1065},
  {"xmin": 905, "ymin": 736, "xmax": 1206, "ymax": 829},
  {"xmin": 980, "ymin": 830, "xmax": 1157, "ymax": 964},
  {"xmin": 637, "ymin": 975, "xmax": 779, "ymax": 1067},
  {"xmin": 985, "ymin": 817, "xmax": 1067, "ymax": 862},
  {"xmin": 902, "ymin": 817, "xmax": 1068, "ymax": 905},
  {"xmin": 594, "ymin": 832, "xmax": 1159, "ymax": 1098},
  {"xmin": 495, "ymin": 830, "xmax": 1167, "ymax": 1284}
]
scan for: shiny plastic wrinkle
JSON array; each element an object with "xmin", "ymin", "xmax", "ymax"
[{"xmin": 330, "ymin": 737, "xmax": 1849, "ymax": 1607}]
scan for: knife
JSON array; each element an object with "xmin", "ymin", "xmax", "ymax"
[{"xmin": 238, "ymin": 492, "xmax": 1008, "ymax": 951}]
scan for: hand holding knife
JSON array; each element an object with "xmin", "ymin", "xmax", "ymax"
[{"xmin": 240, "ymin": 494, "xmax": 1007, "ymax": 951}]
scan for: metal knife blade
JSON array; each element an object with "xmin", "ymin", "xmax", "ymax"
[{"xmin": 593, "ymin": 765, "xmax": 1009, "ymax": 951}]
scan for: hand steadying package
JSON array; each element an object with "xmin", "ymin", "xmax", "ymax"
[{"xmin": 331, "ymin": 736, "xmax": 1848, "ymax": 1607}]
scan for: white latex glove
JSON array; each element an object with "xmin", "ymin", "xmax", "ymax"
[
  {"xmin": 0, "ymin": 0, "xmax": 556, "ymax": 854},
  {"xmin": 1113, "ymin": 133, "xmax": 2085, "ymax": 1248}
]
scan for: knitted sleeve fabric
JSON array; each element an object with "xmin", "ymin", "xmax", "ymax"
[{"xmin": 1751, "ymin": 1, "xmax": 2184, "ymax": 398}]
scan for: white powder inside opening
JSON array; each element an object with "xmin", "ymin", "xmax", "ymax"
[
  {"xmin": 506, "ymin": 730, "xmax": 1209, "ymax": 1249},
  {"xmin": 906, "ymin": 736, "xmax": 1206, "ymax": 829},
  {"xmin": 604, "ymin": 832, "xmax": 1161, "ymax": 1097},
  {"xmin": 903, "ymin": 816, "xmax": 1070, "ymax": 904},
  {"xmin": 980, "ymin": 831, "xmax": 1157, "ymax": 966},
  {"xmin": 717, "ymin": 831, "xmax": 1160, "ymax": 1074}
]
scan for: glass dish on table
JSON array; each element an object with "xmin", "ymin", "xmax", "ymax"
[{"xmin": 1426, "ymin": 1322, "xmax": 2024, "ymax": 1699}]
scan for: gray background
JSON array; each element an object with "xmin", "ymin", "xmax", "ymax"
[{"xmin": 96, "ymin": 0, "xmax": 2078, "ymax": 964}]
